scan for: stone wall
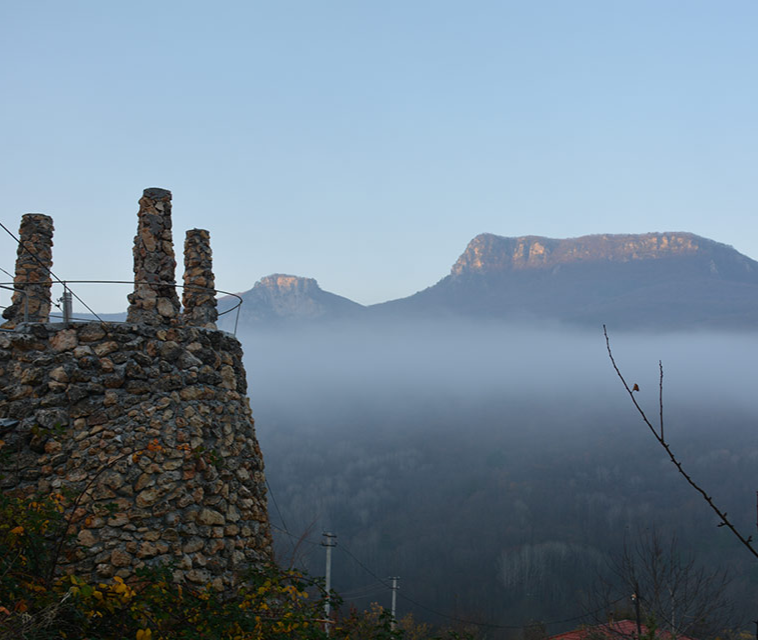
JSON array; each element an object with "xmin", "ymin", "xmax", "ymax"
[{"xmin": 0, "ymin": 320, "xmax": 271, "ymax": 589}]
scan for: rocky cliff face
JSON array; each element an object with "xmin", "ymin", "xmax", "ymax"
[
  {"xmin": 381, "ymin": 232, "xmax": 758, "ymax": 329},
  {"xmin": 450, "ymin": 232, "xmax": 750, "ymax": 276},
  {"xmin": 254, "ymin": 275, "xmax": 329, "ymax": 317}
]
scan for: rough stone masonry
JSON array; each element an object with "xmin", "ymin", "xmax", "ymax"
[
  {"xmin": 1, "ymin": 213, "xmax": 54, "ymax": 327},
  {"xmin": 0, "ymin": 188, "xmax": 272, "ymax": 590}
]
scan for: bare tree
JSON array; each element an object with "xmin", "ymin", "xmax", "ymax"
[
  {"xmin": 603, "ymin": 325, "xmax": 753, "ymax": 634},
  {"xmin": 591, "ymin": 529, "xmax": 737, "ymax": 638}
]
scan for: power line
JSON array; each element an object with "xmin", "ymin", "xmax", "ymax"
[
  {"xmin": 269, "ymin": 523, "xmax": 321, "ymax": 547},
  {"xmin": 340, "ymin": 587, "xmax": 388, "ymax": 599},
  {"xmin": 250, "ymin": 464, "xmax": 628, "ymax": 629},
  {"xmin": 265, "ymin": 479, "xmax": 291, "ymax": 538},
  {"xmin": 338, "ymin": 580, "xmax": 388, "ymax": 597},
  {"xmin": 268, "ymin": 525, "xmax": 625, "ymax": 630},
  {"xmin": 337, "ymin": 542, "xmax": 510, "ymax": 629},
  {"xmin": 264, "ymin": 481, "xmax": 298, "ymax": 560},
  {"xmin": 337, "ymin": 540, "xmax": 626, "ymax": 630}
]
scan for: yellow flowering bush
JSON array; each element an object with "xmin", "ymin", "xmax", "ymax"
[
  {"xmin": 0, "ymin": 443, "xmax": 466, "ymax": 639},
  {"xmin": 0, "ymin": 493, "xmax": 400, "ymax": 640}
]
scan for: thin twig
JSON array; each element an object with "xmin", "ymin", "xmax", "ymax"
[
  {"xmin": 603, "ymin": 325, "xmax": 758, "ymax": 562},
  {"xmin": 659, "ymin": 360, "xmax": 664, "ymax": 442}
]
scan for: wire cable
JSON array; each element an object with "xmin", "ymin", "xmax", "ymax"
[
  {"xmin": 250, "ymin": 426, "xmax": 639, "ymax": 629},
  {"xmin": 265, "ymin": 480, "xmax": 297, "ymax": 558},
  {"xmin": 269, "ymin": 526, "xmax": 627, "ymax": 629},
  {"xmin": 44, "ymin": 280, "xmax": 244, "ymax": 319},
  {"xmin": 341, "ymin": 590, "xmax": 390, "ymax": 601},
  {"xmin": 265, "ymin": 479, "xmax": 290, "ymax": 535},
  {"xmin": 337, "ymin": 540, "xmax": 626, "ymax": 630},
  {"xmin": 269, "ymin": 523, "xmax": 322, "ymax": 548},
  {"xmin": 339, "ymin": 580, "xmax": 388, "ymax": 597},
  {"xmin": 0, "ymin": 220, "xmax": 104, "ymax": 322}
]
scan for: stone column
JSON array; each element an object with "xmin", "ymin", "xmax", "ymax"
[
  {"xmin": 182, "ymin": 229, "xmax": 218, "ymax": 329},
  {"xmin": 126, "ymin": 188, "xmax": 181, "ymax": 325},
  {"xmin": 2, "ymin": 214, "xmax": 54, "ymax": 327}
]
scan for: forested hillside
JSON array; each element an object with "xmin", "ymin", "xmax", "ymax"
[{"xmin": 243, "ymin": 320, "xmax": 758, "ymax": 633}]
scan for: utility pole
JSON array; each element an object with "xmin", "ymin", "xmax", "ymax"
[
  {"xmin": 322, "ymin": 532, "xmax": 337, "ymax": 636},
  {"xmin": 389, "ymin": 576, "xmax": 400, "ymax": 631},
  {"xmin": 633, "ymin": 582, "xmax": 641, "ymax": 639},
  {"xmin": 669, "ymin": 586, "xmax": 675, "ymax": 639},
  {"xmin": 60, "ymin": 283, "xmax": 72, "ymax": 327}
]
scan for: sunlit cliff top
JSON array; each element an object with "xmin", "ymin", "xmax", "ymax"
[{"xmin": 451, "ymin": 232, "xmax": 742, "ymax": 276}]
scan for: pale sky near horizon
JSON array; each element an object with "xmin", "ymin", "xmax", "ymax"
[{"xmin": 1, "ymin": 1, "xmax": 756, "ymax": 312}]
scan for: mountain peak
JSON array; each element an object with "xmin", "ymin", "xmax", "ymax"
[
  {"xmin": 451, "ymin": 232, "xmax": 716, "ymax": 276},
  {"xmin": 255, "ymin": 274, "xmax": 320, "ymax": 294},
  {"xmin": 227, "ymin": 274, "xmax": 363, "ymax": 327}
]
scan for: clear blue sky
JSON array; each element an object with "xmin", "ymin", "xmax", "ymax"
[{"xmin": 1, "ymin": 1, "xmax": 756, "ymax": 312}]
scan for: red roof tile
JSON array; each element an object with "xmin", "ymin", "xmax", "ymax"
[{"xmin": 550, "ymin": 620, "xmax": 694, "ymax": 640}]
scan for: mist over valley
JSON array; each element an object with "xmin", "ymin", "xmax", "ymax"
[
  {"xmin": 216, "ymin": 231, "xmax": 758, "ymax": 630},
  {"xmin": 241, "ymin": 317, "xmax": 758, "ymax": 631}
]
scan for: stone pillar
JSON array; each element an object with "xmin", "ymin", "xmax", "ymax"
[
  {"xmin": 182, "ymin": 229, "xmax": 218, "ymax": 329},
  {"xmin": 126, "ymin": 188, "xmax": 181, "ymax": 325},
  {"xmin": 2, "ymin": 214, "xmax": 54, "ymax": 327}
]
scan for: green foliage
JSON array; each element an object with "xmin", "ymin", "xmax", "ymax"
[
  {"xmin": 0, "ymin": 491, "xmax": 68, "ymax": 599},
  {"xmin": 0, "ymin": 490, "xmax": 76, "ymax": 638},
  {"xmin": 57, "ymin": 563, "xmax": 334, "ymax": 639},
  {"xmin": 0, "ymin": 436, "xmax": 478, "ymax": 639},
  {"xmin": 189, "ymin": 444, "xmax": 225, "ymax": 470},
  {"xmin": 333, "ymin": 602, "xmax": 403, "ymax": 640},
  {"xmin": 0, "ymin": 487, "xmax": 475, "ymax": 639},
  {"xmin": 0, "ymin": 491, "xmax": 336, "ymax": 640}
]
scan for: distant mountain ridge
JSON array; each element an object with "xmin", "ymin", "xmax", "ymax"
[
  {"xmin": 225, "ymin": 232, "xmax": 758, "ymax": 331},
  {"xmin": 451, "ymin": 232, "xmax": 742, "ymax": 275},
  {"xmin": 383, "ymin": 231, "xmax": 758, "ymax": 329}
]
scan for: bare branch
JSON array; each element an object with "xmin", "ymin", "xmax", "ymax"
[
  {"xmin": 659, "ymin": 360, "xmax": 664, "ymax": 442},
  {"xmin": 603, "ymin": 325, "xmax": 758, "ymax": 562}
]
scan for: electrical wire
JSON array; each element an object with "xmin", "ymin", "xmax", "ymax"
[
  {"xmin": 268, "ymin": 524, "xmax": 625, "ymax": 629},
  {"xmin": 265, "ymin": 479, "xmax": 291, "ymax": 536},
  {"xmin": 265, "ymin": 480, "xmax": 297, "ymax": 557},
  {"xmin": 337, "ymin": 540, "xmax": 627, "ymax": 630},
  {"xmin": 49, "ymin": 280, "xmax": 243, "ymax": 319},
  {"xmin": 200, "ymin": 397, "xmax": 630, "ymax": 631},
  {"xmin": 340, "ymin": 588, "xmax": 388, "ymax": 599},
  {"xmin": 269, "ymin": 523, "xmax": 321, "ymax": 546},
  {"xmin": 341, "ymin": 590, "xmax": 390, "ymax": 601},
  {"xmin": 338, "ymin": 580, "xmax": 388, "ymax": 597}
]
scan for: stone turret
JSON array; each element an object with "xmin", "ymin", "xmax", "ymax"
[
  {"xmin": 182, "ymin": 229, "xmax": 218, "ymax": 329},
  {"xmin": 0, "ymin": 189, "xmax": 272, "ymax": 591},
  {"xmin": 2, "ymin": 213, "xmax": 54, "ymax": 327},
  {"xmin": 127, "ymin": 188, "xmax": 181, "ymax": 325}
]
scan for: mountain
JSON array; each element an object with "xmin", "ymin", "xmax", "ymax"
[
  {"xmin": 219, "ymin": 274, "xmax": 364, "ymax": 329},
  {"xmin": 376, "ymin": 232, "xmax": 758, "ymax": 329},
  {"xmin": 218, "ymin": 233, "xmax": 758, "ymax": 331}
]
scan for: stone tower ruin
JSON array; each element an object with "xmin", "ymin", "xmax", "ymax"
[{"xmin": 0, "ymin": 188, "xmax": 272, "ymax": 590}]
